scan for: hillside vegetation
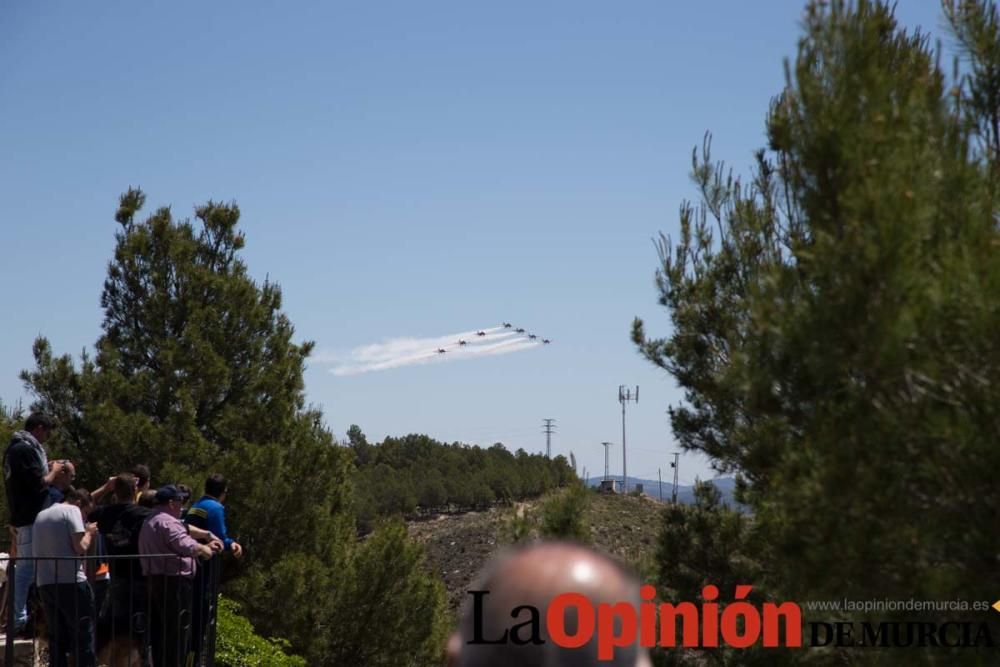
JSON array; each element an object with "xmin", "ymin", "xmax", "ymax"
[
  {"xmin": 349, "ymin": 428, "xmax": 576, "ymax": 530},
  {"xmin": 408, "ymin": 489, "xmax": 664, "ymax": 613}
]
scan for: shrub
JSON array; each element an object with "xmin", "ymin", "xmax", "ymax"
[
  {"xmin": 539, "ymin": 483, "xmax": 591, "ymax": 542},
  {"xmin": 215, "ymin": 596, "xmax": 306, "ymax": 667}
]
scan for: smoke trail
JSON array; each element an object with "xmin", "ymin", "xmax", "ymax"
[{"xmin": 318, "ymin": 325, "xmax": 545, "ymax": 376}]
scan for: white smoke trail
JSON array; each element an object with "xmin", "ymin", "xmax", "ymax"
[{"xmin": 319, "ymin": 325, "xmax": 545, "ymax": 376}]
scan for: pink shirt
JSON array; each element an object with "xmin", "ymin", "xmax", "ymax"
[{"xmin": 138, "ymin": 508, "xmax": 200, "ymax": 578}]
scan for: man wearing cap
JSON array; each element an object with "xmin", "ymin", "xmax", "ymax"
[{"xmin": 138, "ymin": 485, "xmax": 218, "ymax": 667}]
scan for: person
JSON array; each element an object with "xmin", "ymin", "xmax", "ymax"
[
  {"xmin": 89, "ymin": 475, "xmax": 152, "ymax": 580},
  {"xmin": 89, "ymin": 472, "xmax": 120, "ymax": 505},
  {"xmin": 48, "ymin": 460, "xmax": 75, "ymax": 504},
  {"xmin": 88, "ymin": 474, "xmax": 153, "ymax": 650},
  {"xmin": 78, "ymin": 468, "xmax": 109, "ymax": 637},
  {"xmin": 139, "ymin": 485, "xmax": 218, "ymax": 667},
  {"xmin": 184, "ymin": 474, "xmax": 242, "ymax": 664},
  {"xmin": 137, "ymin": 490, "xmax": 157, "ymax": 509},
  {"xmin": 2, "ymin": 412, "xmax": 72, "ymax": 633},
  {"xmin": 131, "ymin": 465, "xmax": 151, "ymax": 503},
  {"xmin": 446, "ymin": 541, "xmax": 653, "ymax": 667},
  {"xmin": 184, "ymin": 474, "xmax": 242, "ymax": 558},
  {"xmin": 33, "ymin": 488, "xmax": 98, "ymax": 667}
]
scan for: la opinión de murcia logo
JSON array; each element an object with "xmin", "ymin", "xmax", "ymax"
[
  {"xmin": 465, "ymin": 585, "xmax": 998, "ymax": 660},
  {"xmin": 467, "ymin": 585, "xmax": 801, "ymax": 660}
]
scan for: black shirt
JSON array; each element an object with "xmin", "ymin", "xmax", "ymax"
[
  {"xmin": 3, "ymin": 433, "xmax": 52, "ymax": 527},
  {"xmin": 89, "ymin": 503, "xmax": 155, "ymax": 580}
]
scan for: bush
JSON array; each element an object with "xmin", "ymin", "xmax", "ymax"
[
  {"xmin": 539, "ymin": 483, "xmax": 591, "ymax": 542},
  {"xmin": 215, "ymin": 596, "xmax": 306, "ymax": 667},
  {"xmin": 502, "ymin": 505, "xmax": 536, "ymax": 544}
]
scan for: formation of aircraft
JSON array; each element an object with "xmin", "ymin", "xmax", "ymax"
[{"xmin": 431, "ymin": 323, "xmax": 552, "ymax": 354}]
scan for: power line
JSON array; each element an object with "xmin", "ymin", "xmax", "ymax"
[
  {"xmin": 542, "ymin": 418, "xmax": 556, "ymax": 458},
  {"xmin": 628, "ymin": 446, "xmax": 673, "ymax": 454}
]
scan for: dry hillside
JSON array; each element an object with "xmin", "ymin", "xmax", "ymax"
[{"xmin": 407, "ymin": 491, "xmax": 665, "ymax": 613}]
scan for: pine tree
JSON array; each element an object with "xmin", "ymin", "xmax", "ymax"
[
  {"xmin": 651, "ymin": 483, "xmax": 790, "ymax": 667},
  {"xmin": 634, "ymin": 0, "xmax": 1000, "ymax": 631}
]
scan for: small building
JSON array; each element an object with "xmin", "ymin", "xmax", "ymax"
[{"xmin": 599, "ymin": 479, "xmax": 619, "ymax": 494}]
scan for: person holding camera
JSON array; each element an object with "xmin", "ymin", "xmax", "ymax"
[{"xmin": 2, "ymin": 412, "xmax": 74, "ymax": 635}]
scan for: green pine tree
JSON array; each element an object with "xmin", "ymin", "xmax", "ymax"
[{"xmin": 634, "ymin": 2, "xmax": 1000, "ymax": 663}]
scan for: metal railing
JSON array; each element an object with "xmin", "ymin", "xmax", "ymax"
[{"xmin": 1, "ymin": 552, "xmax": 221, "ymax": 667}]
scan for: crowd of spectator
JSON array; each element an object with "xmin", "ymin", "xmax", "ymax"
[{"xmin": 2, "ymin": 412, "xmax": 244, "ymax": 667}]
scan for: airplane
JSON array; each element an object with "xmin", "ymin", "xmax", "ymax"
[
  {"xmin": 542, "ymin": 339, "xmax": 551, "ymax": 344},
  {"xmin": 458, "ymin": 340, "xmax": 468, "ymax": 346},
  {"xmin": 437, "ymin": 348, "xmax": 447, "ymax": 354},
  {"xmin": 515, "ymin": 328, "xmax": 525, "ymax": 333},
  {"xmin": 528, "ymin": 334, "xmax": 537, "ymax": 340},
  {"xmin": 503, "ymin": 322, "xmax": 512, "ymax": 328},
  {"xmin": 476, "ymin": 331, "xmax": 486, "ymax": 336}
]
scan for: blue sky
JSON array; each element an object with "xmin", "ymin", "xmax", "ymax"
[{"xmin": 1, "ymin": 1, "xmax": 942, "ymax": 485}]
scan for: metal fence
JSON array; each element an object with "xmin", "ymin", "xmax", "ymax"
[{"xmin": 1, "ymin": 552, "xmax": 221, "ymax": 667}]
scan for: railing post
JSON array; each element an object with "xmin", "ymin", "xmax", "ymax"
[
  {"xmin": 4, "ymin": 554, "xmax": 15, "ymax": 667},
  {"xmin": 204, "ymin": 555, "xmax": 221, "ymax": 667}
]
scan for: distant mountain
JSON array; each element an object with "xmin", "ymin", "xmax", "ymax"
[{"xmin": 583, "ymin": 475, "xmax": 741, "ymax": 507}]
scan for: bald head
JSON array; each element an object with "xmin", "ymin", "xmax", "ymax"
[{"xmin": 448, "ymin": 542, "xmax": 652, "ymax": 667}]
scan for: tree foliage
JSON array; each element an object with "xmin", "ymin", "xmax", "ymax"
[
  {"xmin": 215, "ymin": 596, "xmax": 307, "ymax": 667},
  {"xmin": 651, "ymin": 484, "xmax": 787, "ymax": 667},
  {"xmin": 23, "ymin": 190, "xmax": 314, "ymax": 483},
  {"xmin": 634, "ymin": 0, "xmax": 1000, "ymax": 643},
  {"xmin": 0, "ymin": 401, "xmax": 22, "ymax": 526},
  {"xmin": 237, "ymin": 519, "xmax": 448, "ymax": 666},
  {"xmin": 350, "ymin": 430, "xmax": 575, "ymax": 530}
]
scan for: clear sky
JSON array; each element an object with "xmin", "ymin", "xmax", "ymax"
[{"xmin": 1, "ymin": 1, "xmax": 942, "ymax": 485}]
